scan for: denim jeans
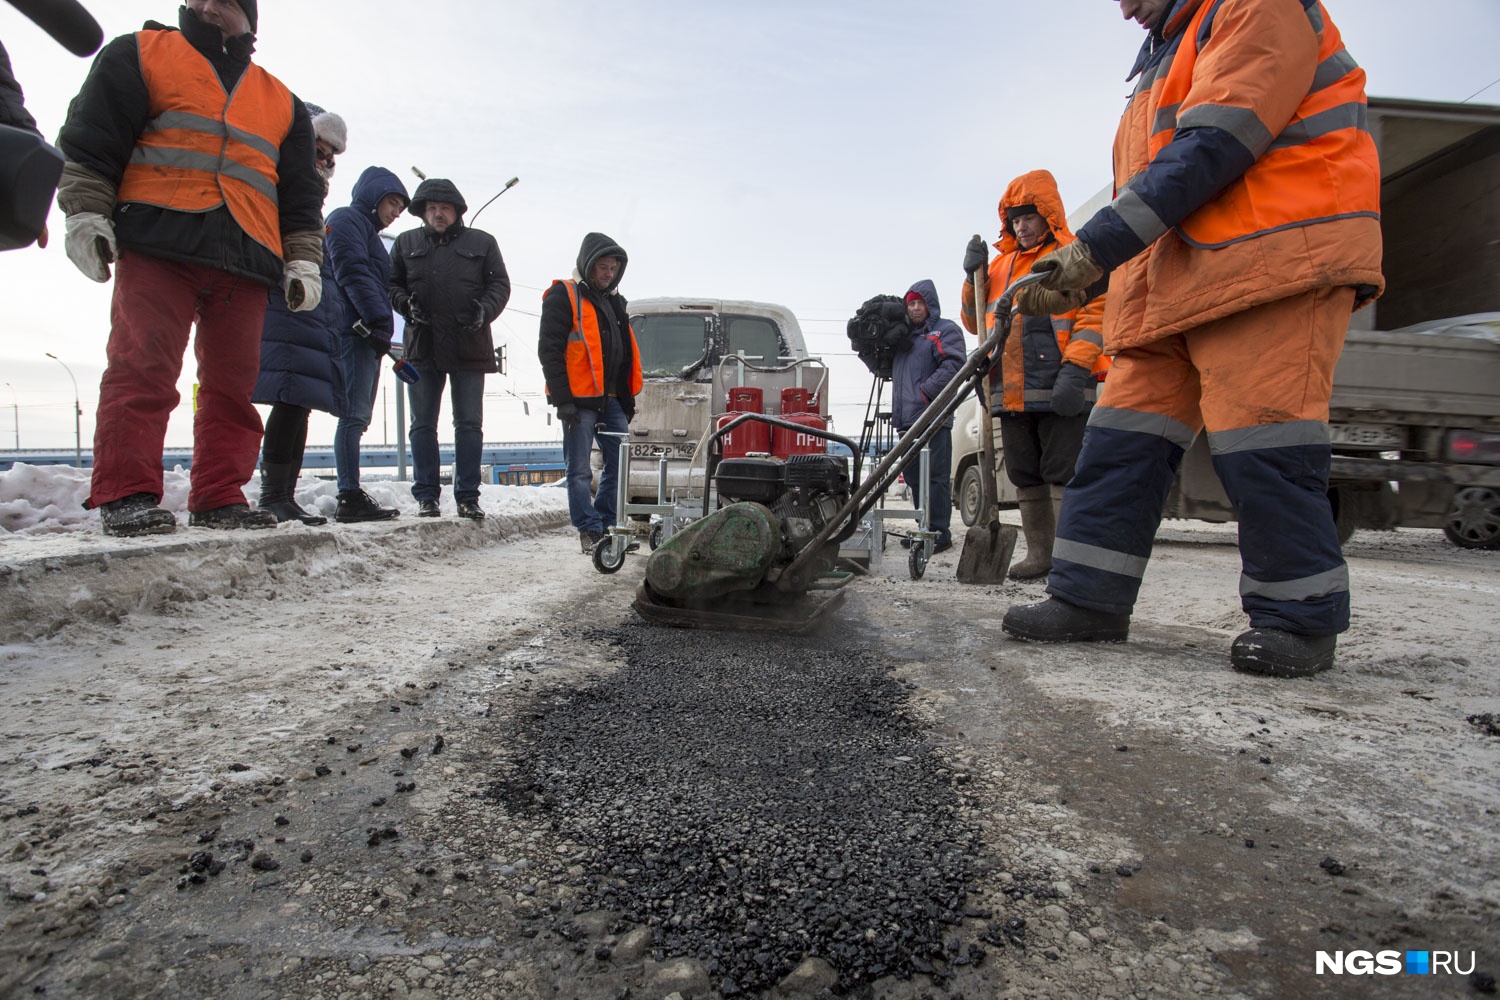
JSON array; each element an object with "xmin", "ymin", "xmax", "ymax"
[
  {"xmin": 563, "ymin": 398, "xmax": 630, "ymax": 533},
  {"xmin": 334, "ymin": 333, "xmax": 382, "ymax": 493},
  {"xmin": 408, "ymin": 366, "xmax": 486, "ymax": 502}
]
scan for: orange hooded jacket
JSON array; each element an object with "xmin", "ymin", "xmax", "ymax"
[{"xmin": 960, "ymin": 170, "xmax": 1109, "ymax": 414}]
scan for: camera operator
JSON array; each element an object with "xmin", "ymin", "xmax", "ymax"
[{"xmin": 891, "ymin": 280, "xmax": 965, "ymax": 553}]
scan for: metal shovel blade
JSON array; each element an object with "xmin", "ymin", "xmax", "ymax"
[{"xmin": 956, "ymin": 519, "xmax": 1017, "ymax": 584}]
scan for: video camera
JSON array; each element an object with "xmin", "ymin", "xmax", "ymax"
[
  {"xmin": 845, "ymin": 294, "xmax": 911, "ymax": 379},
  {"xmin": 1, "ymin": 0, "xmax": 103, "ymax": 252}
]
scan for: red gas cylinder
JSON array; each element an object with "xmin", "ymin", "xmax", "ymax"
[
  {"xmin": 780, "ymin": 387, "xmax": 811, "ymax": 414},
  {"xmin": 719, "ymin": 386, "xmax": 769, "ymax": 458},
  {"xmin": 773, "ymin": 412, "xmax": 827, "ymax": 457}
]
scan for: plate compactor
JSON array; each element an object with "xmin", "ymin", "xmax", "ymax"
[{"xmin": 632, "ymin": 270, "xmax": 1049, "ymax": 632}]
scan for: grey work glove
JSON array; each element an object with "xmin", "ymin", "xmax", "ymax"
[
  {"xmin": 555, "ymin": 402, "xmax": 580, "ymax": 428},
  {"xmin": 463, "ymin": 299, "xmax": 486, "ymax": 332},
  {"xmin": 962, "ymin": 235, "xmax": 988, "ymax": 281},
  {"xmin": 64, "ymin": 212, "xmax": 116, "ymax": 282},
  {"xmin": 405, "ymin": 298, "xmax": 429, "ymax": 327},
  {"xmin": 283, "ymin": 260, "xmax": 322, "ymax": 312},
  {"xmin": 1030, "ymin": 239, "xmax": 1104, "ymax": 291},
  {"xmin": 1050, "ymin": 362, "xmax": 1093, "ymax": 417}
]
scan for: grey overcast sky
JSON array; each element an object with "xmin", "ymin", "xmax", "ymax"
[{"xmin": 2, "ymin": 0, "xmax": 1498, "ymax": 452}]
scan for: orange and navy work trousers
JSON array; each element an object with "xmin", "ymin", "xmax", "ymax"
[
  {"xmin": 87, "ymin": 252, "xmax": 269, "ymax": 513},
  {"xmin": 1047, "ymin": 286, "xmax": 1356, "ymax": 636}
]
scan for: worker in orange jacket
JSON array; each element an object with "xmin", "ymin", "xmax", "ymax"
[
  {"xmin": 1002, "ymin": 0, "xmax": 1384, "ymax": 678},
  {"xmin": 57, "ymin": 0, "xmax": 325, "ymax": 537},
  {"xmin": 960, "ymin": 170, "xmax": 1108, "ymax": 580}
]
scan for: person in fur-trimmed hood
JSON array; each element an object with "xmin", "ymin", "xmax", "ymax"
[
  {"xmin": 387, "ymin": 178, "xmax": 511, "ymax": 520},
  {"xmin": 537, "ymin": 232, "xmax": 642, "ymax": 552}
]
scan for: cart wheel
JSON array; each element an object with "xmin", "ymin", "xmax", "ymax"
[
  {"xmin": 908, "ymin": 540, "xmax": 928, "ymax": 580},
  {"xmin": 648, "ymin": 522, "xmax": 664, "ymax": 550},
  {"xmin": 592, "ymin": 537, "xmax": 627, "ymax": 574}
]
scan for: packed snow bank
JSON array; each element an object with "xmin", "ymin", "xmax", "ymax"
[{"xmin": 0, "ymin": 462, "xmax": 573, "ymax": 640}]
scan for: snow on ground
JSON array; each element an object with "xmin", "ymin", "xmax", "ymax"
[{"xmin": 0, "ymin": 461, "xmax": 569, "ymax": 558}]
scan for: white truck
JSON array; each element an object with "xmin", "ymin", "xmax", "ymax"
[{"xmin": 952, "ymin": 96, "xmax": 1500, "ymax": 549}]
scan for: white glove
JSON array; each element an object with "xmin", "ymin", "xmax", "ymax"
[
  {"xmin": 64, "ymin": 212, "xmax": 116, "ymax": 283},
  {"xmin": 283, "ymin": 259, "xmax": 322, "ymax": 312}
]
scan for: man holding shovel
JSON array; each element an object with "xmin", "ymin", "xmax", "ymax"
[
  {"xmin": 959, "ymin": 170, "xmax": 1107, "ymax": 581},
  {"xmin": 1001, "ymin": 0, "xmax": 1382, "ymax": 678}
]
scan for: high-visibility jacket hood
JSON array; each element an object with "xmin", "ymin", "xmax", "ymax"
[{"xmin": 994, "ymin": 169, "xmax": 1073, "ymax": 256}]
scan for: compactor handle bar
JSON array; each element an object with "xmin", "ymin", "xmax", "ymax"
[{"xmin": 775, "ymin": 269, "xmax": 1053, "ymax": 592}]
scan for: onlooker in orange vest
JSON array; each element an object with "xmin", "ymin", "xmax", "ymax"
[
  {"xmin": 1003, "ymin": 0, "xmax": 1383, "ymax": 678},
  {"xmin": 56, "ymin": 0, "xmax": 325, "ymax": 537},
  {"xmin": 538, "ymin": 233, "xmax": 642, "ymax": 553},
  {"xmin": 959, "ymin": 170, "xmax": 1108, "ymax": 580}
]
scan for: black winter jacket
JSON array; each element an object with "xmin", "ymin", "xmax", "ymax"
[
  {"xmin": 56, "ymin": 10, "xmax": 322, "ymax": 287},
  {"xmin": 388, "ymin": 212, "xmax": 510, "ymax": 373},
  {"xmin": 538, "ymin": 232, "xmax": 636, "ymax": 418},
  {"xmin": 0, "ymin": 41, "xmax": 39, "ymax": 134}
]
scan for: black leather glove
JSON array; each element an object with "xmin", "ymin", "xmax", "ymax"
[
  {"xmin": 555, "ymin": 402, "xmax": 580, "ymax": 428},
  {"xmin": 463, "ymin": 299, "xmax": 486, "ymax": 332},
  {"xmin": 405, "ymin": 298, "xmax": 429, "ymax": 326},
  {"xmin": 1050, "ymin": 362, "xmax": 1093, "ymax": 417},
  {"xmin": 963, "ymin": 236, "xmax": 988, "ymax": 281}
]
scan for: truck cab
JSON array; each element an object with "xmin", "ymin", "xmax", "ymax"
[{"xmin": 620, "ymin": 298, "xmax": 822, "ymax": 506}]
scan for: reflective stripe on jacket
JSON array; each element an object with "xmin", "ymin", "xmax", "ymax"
[
  {"xmin": 117, "ymin": 29, "xmax": 293, "ymax": 257},
  {"xmin": 960, "ymin": 169, "xmax": 1108, "ymax": 414},
  {"xmin": 1079, "ymin": 0, "xmax": 1383, "ymax": 350},
  {"xmin": 552, "ymin": 279, "xmax": 643, "ymax": 404}
]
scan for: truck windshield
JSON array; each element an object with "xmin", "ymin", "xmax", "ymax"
[
  {"xmin": 724, "ymin": 315, "xmax": 783, "ymax": 362},
  {"xmin": 633, "ymin": 314, "xmax": 708, "ymax": 378}
]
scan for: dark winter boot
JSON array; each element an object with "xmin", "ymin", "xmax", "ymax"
[
  {"xmin": 259, "ymin": 462, "xmax": 327, "ymax": 525},
  {"xmin": 1002, "ymin": 596, "xmax": 1130, "ymax": 643},
  {"xmin": 188, "ymin": 503, "xmax": 277, "ymax": 530},
  {"xmin": 98, "ymin": 493, "xmax": 177, "ymax": 537},
  {"xmin": 1230, "ymin": 628, "xmax": 1336, "ymax": 678},
  {"xmin": 1009, "ymin": 485, "xmax": 1056, "ymax": 580},
  {"xmin": 335, "ymin": 490, "xmax": 399, "ymax": 523},
  {"xmin": 416, "ymin": 499, "xmax": 441, "ymax": 517},
  {"xmin": 456, "ymin": 500, "xmax": 485, "ymax": 520}
]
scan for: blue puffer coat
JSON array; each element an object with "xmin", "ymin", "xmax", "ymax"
[
  {"xmin": 252, "ymin": 246, "xmax": 348, "ymax": 416},
  {"xmin": 326, "ymin": 166, "xmax": 409, "ymax": 346},
  {"xmin": 890, "ymin": 279, "xmax": 966, "ymax": 431}
]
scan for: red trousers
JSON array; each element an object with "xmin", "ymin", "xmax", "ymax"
[{"xmin": 88, "ymin": 253, "xmax": 270, "ymax": 512}]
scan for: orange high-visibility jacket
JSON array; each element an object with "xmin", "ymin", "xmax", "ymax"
[
  {"xmin": 1096, "ymin": 0, "xmax": 1383, "ymax": 350},
  {"xmin": 117, "ymin": 29, "xmax": 294, "ymax": 258},
  {"xmin": 549, "ymin": 279, "xmax": 643, "ymax": 404},
  {"xmin": 960, "ymin": 170, "xmax": 1109, "ymax": 413}
]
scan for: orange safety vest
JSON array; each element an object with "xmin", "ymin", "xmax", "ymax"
[
  {"xmin": 1153, "ymin": 1, "xmax": 1380, "ymax": 249},
  {"xmin": 117, "ymin": 29, "xmax": 294, "ymax": 257},
  {"xmin": 549, "ymin": 279, "xmax": 643, "ymax": 401}
]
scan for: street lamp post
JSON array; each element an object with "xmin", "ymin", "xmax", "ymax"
[
  {"xmin": 44, "ymin": 353, "xmax": 82, "ymax": 467},
  {"xmin": 3, "ymin": 382, "xmax": 17, "ymax": 451}
]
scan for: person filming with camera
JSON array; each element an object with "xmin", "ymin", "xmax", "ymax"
[{"xmin": 890, "ymin": 279, "xmax": 966, "ymax": 554}]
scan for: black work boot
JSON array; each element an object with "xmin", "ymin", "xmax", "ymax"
[
  {"xmin": 98, "ymin": 493, "xmax": 177, "ymax": 537},
  {"xmin": 259, "ymin": 462, "xmax": 327, "ymax": 525},
  {"xmin": 1002, "ymin": 596, "xmax": 1130, "ymax": 643},
  {"xmin": 335, "ymin": 490, "xmax": 399, "ymax": 523},
  {"xmin": 188, "ymin": 503, "xmax": 277, "ymax": 530},
  {"xmin": 416, "ymin": 499, "xmax": 440, "ymax": 517},
  {"xmin": 456, "ymin": 500, "xmax": 485, "ymax": 520},
  {"xmin": 1230, "ymin": 628, "xmax": 1336, "ymax": 678}
]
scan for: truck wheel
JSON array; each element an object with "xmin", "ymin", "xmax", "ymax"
[
  {"xmin": 1443, "ymin": 486, "xmax": 1500, "ymax": 550},
  {"xmin": 1328, "ymin": 486, "xmax": 1358, "ymax": 546},
  {"xmin": 958, "ymin": 465, "xmax": 983, "ymax": 527}
]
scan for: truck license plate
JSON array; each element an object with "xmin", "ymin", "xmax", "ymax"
[
  {"xmin": 630, "ymin": 443, "xmax": 696, "ymax": 458},
  {"xmin": 1329, "ymin": 423, "xmax": 1402, "ymax": 448}
]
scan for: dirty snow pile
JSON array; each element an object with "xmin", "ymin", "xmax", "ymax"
[{"xmin": 0, "ymin": 461, "xmax": 568, "ymax": 539}]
